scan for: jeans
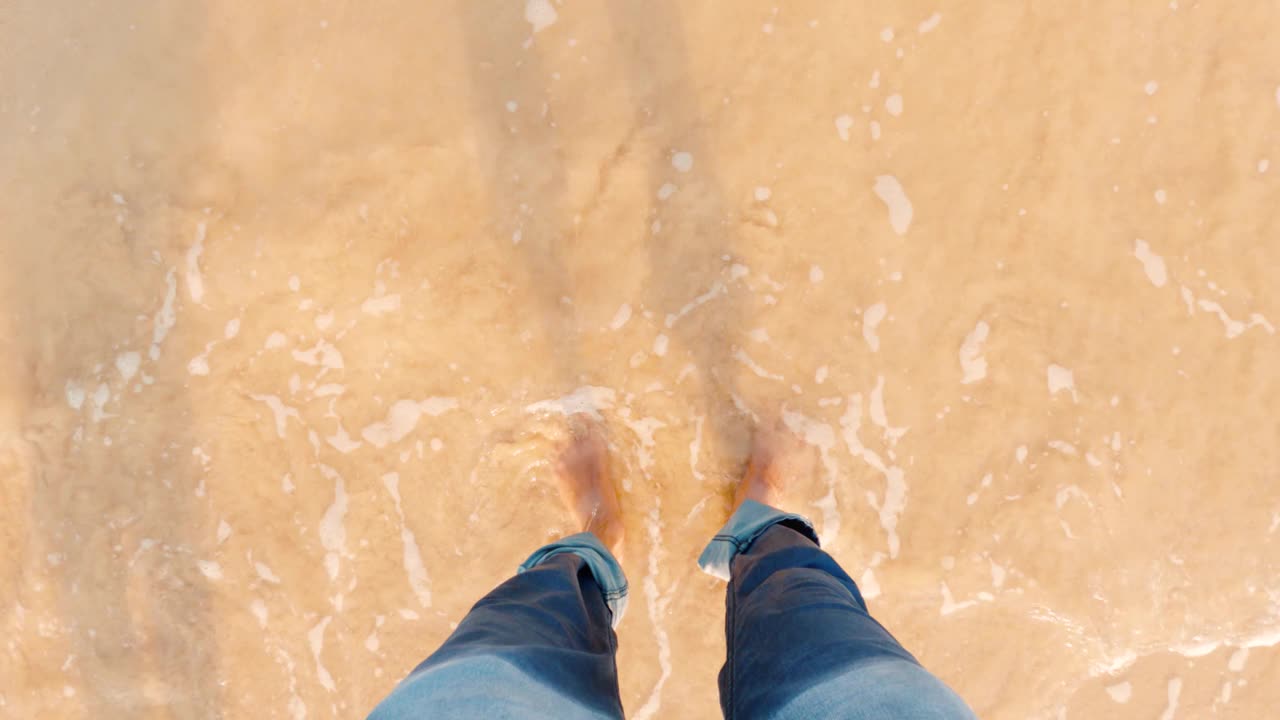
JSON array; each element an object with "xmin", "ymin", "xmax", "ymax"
[{"xmin": 368, "ymin": 500, "xmax": 976, "ymax": 719}]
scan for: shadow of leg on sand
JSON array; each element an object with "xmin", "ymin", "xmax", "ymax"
[{"xmin": 1, "ymin": 1, "xmax": 224, "ymax": 715}]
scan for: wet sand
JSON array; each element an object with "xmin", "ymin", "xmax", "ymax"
[{"xmin": 2, "ymin": 1, "xmax": 1279, "ymax": 717}]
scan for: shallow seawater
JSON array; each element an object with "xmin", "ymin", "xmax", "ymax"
[{"xmin": 2, "ymin": 2, "xmax": 1279, "ymax": 718}]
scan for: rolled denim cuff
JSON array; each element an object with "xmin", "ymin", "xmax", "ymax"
[
  {"xmin": 519, "ymin": 532, "xmax": 629, "ymax": 628},
  {"xmin": 697, "ymin": 499, "xmax": 819, "ymax": 581}
]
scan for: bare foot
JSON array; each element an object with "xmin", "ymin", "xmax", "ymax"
[
  {"xmin": 554, "ymin": 415, "xmax": 625, "ymax": 556},
  {"xmin": 735, "ymin": 416, "xmax": 819, "ymax": 514}
]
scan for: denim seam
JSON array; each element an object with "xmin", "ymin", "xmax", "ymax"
[
  {"xmin": 527, "ymin": 546, "xmax": 627, "ymax": 600},
  {"xmin": 607, "ymin": 611, "xmax": 624, "ymax": 717},
  {"xmin": 726, "ymin": 567, "xmax": 738, "ymax": 720},
  {"xmin": 600, "ymin": 586, "xmax": 628, "ymax": 600},
  {"xmin": 710, "ymin": 515, "xmax": 817, "ymax": 557},
  {"xmin": 734, "ymin": 518, "xmax": 797, "ymax": 556}
]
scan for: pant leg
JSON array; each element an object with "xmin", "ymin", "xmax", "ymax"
[
  {"xmin": 369, "ymin": 533, "xmax": 627, "ymax": 720},
  {"xmin": 700, "ymin": 501, "xmax": 976, "ymax": 720}
]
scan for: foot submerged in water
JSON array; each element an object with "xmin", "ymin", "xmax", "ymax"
[
  {"xmin": 735, "ymin": 416, "xmax": 820, "ymax": 516},
  {"xmin": 554, "ymin": 415, "xmax": 625, "ymax": 557}
]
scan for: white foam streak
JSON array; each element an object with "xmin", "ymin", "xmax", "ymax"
[
  {"xmin": 781, "ymin": 410, "xmax": 842, "ymax": 545},
  {"xmin": 186, "ymin": 223, "xmax": 207, "ymax": 303},
  {"xmin": 1133, "ymin": 239, "xmax": 1168, "ymax": 287},
  {"xmin": 632, "ymin": 503, "xmax": 673, "ymax": 720},
  {"xmin": 862, "ymin": 303, "xmax": 887, "ymax": 352},
  {"xmin": 150, "ymin": 269, "xmax": 178, "ymax": 360},
  {"xmin": 873, "ymin": 175, "xmax": 914, "ymax": 236},
  {"xmin": 665, "ymin": 282, "xmax": 726, "ymax": 328},
  {"xmin": 525, "ymin": 386, "xmax": 616, "ymax": 419},
  {"xmin": 251, "ymin": 394, "xmax": 301, "ymax": 438},
  {"xmin": 733, "ymin": 348, "xmax": 784, "ymax": 381},
  {"xmin": 959, "ymin": 321, "xmax": 990, "ymax": 384},
  {"xmin": 840, "ymin": 393, "xmax": 907, "ymax": 558},
  {"xmin": 362, "ymin": 398, "xmax": 458, "ymax": 447},
  {"xmin": 308, "ymin": 617, "xmax": 335, "ymax": 692},
  {"xmin": 381, "ymin": 472, "xmax": 433, "ymax": 607},
  {"xmin": 317, "ymin": 464, "xmax": 348, "ymax": 581},
  {"xmin": 608, "ymin": 303, "xmax": 632, "ymax": 330}
]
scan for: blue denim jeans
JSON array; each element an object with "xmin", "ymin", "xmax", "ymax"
[{"xmin": 368, "ymin": 501, "xmax": 975, "ymax": 719}]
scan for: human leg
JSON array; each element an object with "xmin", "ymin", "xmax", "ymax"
[
  {"xmin": 700, "ymin": 428, "xmax": 975, "ymax": 720},
  {"xmin": 369, "ymin": 418, "xmax": 627, "ymax": 720},
  {"xmin": 369, "ymin": 535, "xmax": 626, "ymax": 720}
]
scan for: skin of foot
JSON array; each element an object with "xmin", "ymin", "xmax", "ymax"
[
  {"xmin": 554, "ymin": 415, "xmax": 625, "ymax": 557},
  {"xmin": 735, "ymin": 418, "xmax": 820, "ymax": 517}
]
